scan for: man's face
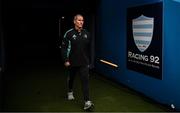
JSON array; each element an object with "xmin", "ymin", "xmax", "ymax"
[{"xmin": 74, "ymin": 15, "xmax": 84, "ymax": 29}]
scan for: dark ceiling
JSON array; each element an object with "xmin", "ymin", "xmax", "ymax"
[
  {"xmin": 3, "ymin": 0, "xmax": 99, "ymax": 14},
  {"xmin": 1, "ymin": 0, "xmax": 100, "ymax": 68}
]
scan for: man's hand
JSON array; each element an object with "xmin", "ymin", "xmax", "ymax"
[{"xmin": 64, "ymin": 61, "xmax": 70, "ymax": 67}]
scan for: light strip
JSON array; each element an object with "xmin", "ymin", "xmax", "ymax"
[{"xmin": 100, "ymin": 59, "xmax": 118, "ymax": 68}]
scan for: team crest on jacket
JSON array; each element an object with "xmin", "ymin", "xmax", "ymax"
[
  {"xmin": 132, "ymin": 15, "xmax": 154, "ymax": 52},
  {"xmin": 84, "ymin": 34, "xmax": 87, "ymax": 38},
  {"xmin": 72, "ymin": 34, "xmax": 77, "ymax": 40}
]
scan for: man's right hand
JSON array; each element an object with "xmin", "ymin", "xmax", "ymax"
[{"xmin": 64, "ymin": 61, "xmax": 70, "ymax": 67}]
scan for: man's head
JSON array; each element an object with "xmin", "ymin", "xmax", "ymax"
[{"xmin": 73, "ymin": 14, "xmax": 84, "ymax": 31}]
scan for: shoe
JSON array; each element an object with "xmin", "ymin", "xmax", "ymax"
[
  {"xmin": 67, "ymin": 92, "xmax": 75, "ymax": 100},
  {"xmin": 84, "ymin": 100, "xmax": 94, "ymax": 111}
]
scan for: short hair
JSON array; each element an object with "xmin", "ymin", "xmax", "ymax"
[{"xmin": 74, "ymin": 14, "xmax": 83, "ymax": 21}]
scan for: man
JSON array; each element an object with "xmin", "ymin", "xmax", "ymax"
[{"xmin": 61, "ymin": 14, "xmax": 94, "ymax": 111}]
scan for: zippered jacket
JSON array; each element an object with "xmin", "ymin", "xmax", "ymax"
[{"xmin": 61, "ymin": 28, "xmax": 93, "ymax": 67}]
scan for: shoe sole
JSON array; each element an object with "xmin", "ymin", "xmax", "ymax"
[
  {"xmin": 68, "ymin": 98, "xmax": 74, "ymax": 100},
  {"xmin": 84, "ymin": 104, "xmax": 94, "ymax": 111},
  {"xmin": 67, "ymin": 97, "xmax": 75, "ymax": 100}
]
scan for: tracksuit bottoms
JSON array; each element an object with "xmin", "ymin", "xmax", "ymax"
[{"xmin": 67, "ymin": 65, "xmax": 90, "ymax": 101}]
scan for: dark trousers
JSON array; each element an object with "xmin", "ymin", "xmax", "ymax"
[{"xmin": 67, "ymin": 65, "xmax": 90, "ymax": 101}]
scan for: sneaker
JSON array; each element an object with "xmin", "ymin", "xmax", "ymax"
[
  {"xmin": 67, "ymin": 92, "xmax": 75, "ymax": 100},
  {"xmin": 84, "ymin": 100, "xmax": 94, "ymax": 110}
]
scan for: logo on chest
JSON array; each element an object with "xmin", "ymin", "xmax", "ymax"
[
  {"xmin": 72, "ymin": 34, "xmax": 88, "ymax": 40},
  {"xmin": 72, "ymin": 34, "xmax": 77, "ymax": 40},
  {"xmin": 84, "ymin": 34, "xmax": 88, "ymax": 39}
]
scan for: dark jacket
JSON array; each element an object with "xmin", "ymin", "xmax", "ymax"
[{"xmin": 61, "ymin": 28, "xmax": 93, "ymax": 67}]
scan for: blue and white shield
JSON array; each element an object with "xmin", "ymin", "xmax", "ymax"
[{"xmin": 132, "ymin": 15, "xmax": 154, "ymax": 52}]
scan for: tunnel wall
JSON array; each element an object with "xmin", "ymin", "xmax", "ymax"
[{"xmin": 95, "ymin": 0, "xmax": 180, "ymax": 110}]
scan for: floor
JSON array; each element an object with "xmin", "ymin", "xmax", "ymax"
[{"xmin": 2, "ymin": 63, "xmax": 169, "ymax": 112}]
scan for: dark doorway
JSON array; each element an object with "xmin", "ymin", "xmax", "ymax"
[
  {"xmin": 1, "ymin": 0, "xmax": 99, "ymax": 111},
  {"xmin": 2, "ymin": 0, "xmax": 99, "ymax": 71}
]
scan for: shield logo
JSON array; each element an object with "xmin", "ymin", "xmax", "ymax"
[{"xmin": 132, "ymin": 15, "xmax": 154, "ymax": 52}]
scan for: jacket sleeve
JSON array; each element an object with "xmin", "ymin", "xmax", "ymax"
[{"xmin": 61, "ymin": 33, "xmax": 71, "ymax": 63}]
